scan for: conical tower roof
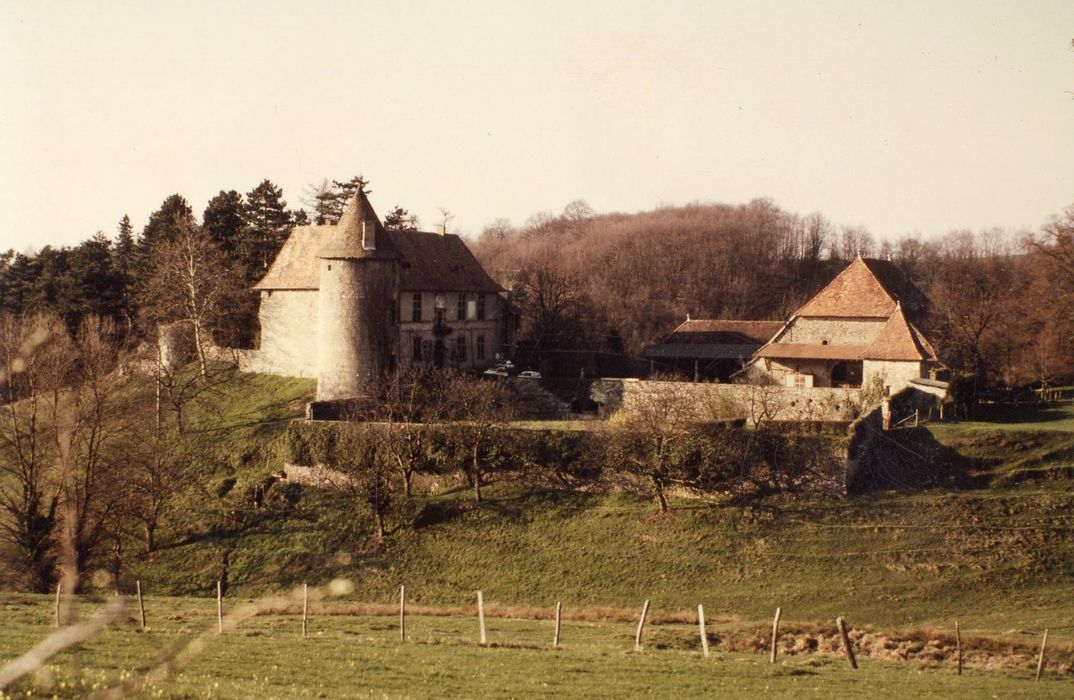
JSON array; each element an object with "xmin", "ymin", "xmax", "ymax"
[
  {"xmin": 861, "ymin": 306, "xmax": 937, "ymax": 361},
  {"xmin": 318, "ymin": 189, "xmax": 399, "ymax": 260}
]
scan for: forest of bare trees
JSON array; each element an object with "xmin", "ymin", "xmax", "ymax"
[{"xmin": 474, "ymin": 198, "xmax": 1074, "ymax": 389}]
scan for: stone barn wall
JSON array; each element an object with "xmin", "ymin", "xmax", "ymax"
[{"xmin": 591, "ymin": 378, "xmax": 864, "ymax": 425}]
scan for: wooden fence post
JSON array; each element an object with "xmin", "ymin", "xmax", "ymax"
[
  {"xmin": 955, "ymin": 620, "xmax": 961, "ymax": 676},
  {"xmin": 477, "ymin": 591, "xmax": 486, "ymax": 646},
  {"xmin": 697, "ymin": 604, "xmax": 709, "ymax": 658},
  {"xmin": 302, "ymin": 583, "xmax": 308, "ymax": 639},
  {"xmin": 216, "ymin": 580, "xmax": 223, "ymax": 635},
  {"xmin": 553, "ymin": 602, "xmax": 561, "ymax": 649},
  {"xmin": 770, "ymin": 607, "xmax": 782, "ymax": 663},
  {"xmin": 836, "ymin": 616, "xmax": 858, "ymax": 669},
  {"xmin": 634, "ymin": 600, "xmax": 650, "ymax": 652},
  {"xmin": 399, "ymin": 585, "xmax": 406, "ymax": 642},
  {"xmin": 1035, "ymin": 629, "xmax": 1048, "ymax": 682},
  {"xmin": 54, "ymin": 583, "xmax": 61, "ymax": 629},
  {"xmin": 136, "ymin": 579, "xmax": 147, "ymax": 631}
]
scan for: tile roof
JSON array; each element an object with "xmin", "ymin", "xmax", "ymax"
[
  {"xmin": 253, "ymin": 193, "xmax": 502, "ymax": 293},
  {"xmin": 755, "ymin": 343, "xmax": 870, "ymax": 360},
  {"xmin": 861, "ymin": 307, "xmax": 937, "ymax": 361},
  {"xmin": 253, "ymin": 225, "xmax": 333, "ymax": 290},
  {"xmin": 640, "ymin": 343, "xmax": 761, "ymax": 360},
  {"xmin": 318, "ymin": 189, "xmax": 400, "ymax": 260},
  {"xmin": 796, "ymin": 258, "xmax": 929, "ymax": 319},
  {"xmin": 392, "ymin": 231, "xmax": 503, "ymax": 293},
  {"xmin": 664, "ymin": 319, "xmax": 784, "ymax": 345}
]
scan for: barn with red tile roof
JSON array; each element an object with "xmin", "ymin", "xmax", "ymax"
[{"xmin": 739, "ymin": 257, "xmax": 940, "ymax": 392}]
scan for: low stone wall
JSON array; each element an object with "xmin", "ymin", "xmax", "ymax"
[
  {"xmin": 591, "ymin": 378, "xmax": 863, "ymax": 425},
  {"xmin": 281, "ymin": 463, "xmax": 352, "ymax": 489}
]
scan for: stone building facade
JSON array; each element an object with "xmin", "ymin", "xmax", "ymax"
[{"xmin": 251, "ymin": 190, "xmax": 510, "ymax": 400}]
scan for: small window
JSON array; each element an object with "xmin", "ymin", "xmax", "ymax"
[
  {"xmin": 327, "ymin": 264, "xmax": 332, "ymax": 271},
  {"xmin": 457, "ymin": 293, "xmax": 467, "ymax": 321},
  {"xmin": 476, "ymin": 335, "xmax": 485, "ymax": 360},
  {"xmin": 455, "ymin": 335, "xmax": 467, "ymax": 362},
  {"xmin": 476, "ymin": 294, "xmax": 486, "ymax": 321},
  {"xmin": 412, "ymin": 336, "xmax": 423, "ymax": 361},
  {"xmin": 411, "ymin": 293, "xmax": 422, "ymax": 322}
]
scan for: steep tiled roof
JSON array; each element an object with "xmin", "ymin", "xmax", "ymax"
[
  {"xmin": 755, "ymin": 343, "xmax": 869, "ymax": 360},
  {"xmin": 664, "ymin": 319, "xmax": 784, "ymax": 345},
  {"xmin": 254, "ymin": 199, "xmax": 501, "ymax": 293},
  {"xmin": 797, "ymin": 258, "xmax": 929, "ymax": 319},
  {"xmin": 253, "ymin": 225, "xmax": 334, "ymax": 290},
  {"xmin": 861, "ymin": 307, "xmax": 937, "ymax": 361},
  {"xmin": 391, "ymin": 231, "xmax": 503, "ymax": 293}
]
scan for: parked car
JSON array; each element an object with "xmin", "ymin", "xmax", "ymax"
[
  {"xmin": 482, "ymin": 367, "xmax": 510, "ymax": 378},
  {"xmin": 518, "ymin": 370, "xmax": 542, "ymax": 379}
]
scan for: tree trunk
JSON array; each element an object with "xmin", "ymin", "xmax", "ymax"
[
  {"xmin": 403, "ymin": 469, "xmax": 412, "ymax": 499},
  {"xmin": 144, "ymin": 522, "xmax": 156, "ymax": 554},
  {"xmin": 472, "ymin": 445, "xmax": 482, "ymax": 504},
  {"xmin": 192, "ymin": 321, "xmax": 209, "ymax": 379},
  {"xmin": 652, "ymin": 476, "xmax": 669, "ymax": 513},
  {"xmin": 374, "ymin": 511, "xmax": 386, "ymax": 541}
]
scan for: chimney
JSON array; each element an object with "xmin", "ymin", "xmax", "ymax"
[
  {"xmin": 435, "ymin": 224, "xmax": 446, "ymax": 236},
  {"xmin": 362, "ymin": 219, "xmax": 376, "ymax": 250}
]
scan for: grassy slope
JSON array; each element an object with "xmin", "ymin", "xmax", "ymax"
[
  {"xmin": 4, "ymin": 379, "xmax": 1073, "ymax": 695},
  {"xmin": 109, "ymin": 378, "xmax": 1072, "ymax": 639}
]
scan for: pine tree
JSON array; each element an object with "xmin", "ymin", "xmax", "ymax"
[
  {"xmin": 112, "ymin": 215, "xmax": 137, "ymax": 336},
  {"xmin": 242, "ymin": 180, "xmax": 292, "ymax": 279},
  {"xmin": 203, "ymin": 190, "xmax": 246, "ymax": 256},
  {"xmin": 140, "ymin": 195, "xmax": 196, "ymax": 255},
  {"xmin": 384, "ymin": 206, "xmax": 418, "ymax": 231}
]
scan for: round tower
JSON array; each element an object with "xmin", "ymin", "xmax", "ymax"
[{"xmin": 316, "ymin": 190, "xmax": 400, "ymax": 401}]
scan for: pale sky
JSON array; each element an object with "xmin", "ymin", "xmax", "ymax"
[{"xmin": 1, "ymin": 0, "xmax": 1072, "ymax": 253}]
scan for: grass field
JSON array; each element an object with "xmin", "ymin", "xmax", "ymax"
[{"xmin": 0, "ymin": 594, "xmax": 1069, "ymax": 698}]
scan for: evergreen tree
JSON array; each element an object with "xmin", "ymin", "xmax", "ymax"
[
  {"xmin": 242, "ymin": 180, "xmax": 292, "ymax": 278},
  {"xmin": 112, "ymin": 216, "xmax": 137, "ymax": 337},
  {"xmin": 139, "ymin": 195, "xmax": 196, "ymax": 255},
  {"xmin": 384, "ymin": 205, "xmax": 418, "ymax": 231},
  {"xmin": 202, "ymin": 190, "xmax": 246, "ymax": 256}
]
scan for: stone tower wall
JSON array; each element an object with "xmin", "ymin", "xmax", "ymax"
[{"xmin": 316, "ymin": 258, "xmax": 399, "ymax": 400}]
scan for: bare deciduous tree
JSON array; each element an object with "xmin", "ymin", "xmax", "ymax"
[
  {"xmin": 0, "ymin": 313, "xmax": 66, "ymax": 591},
  {"xmin": 609, "ymin": 380, "xmax": 695, "ymax": 513},
  {"xmin": 441, "ymin": 374, "xmax": 517, "ymax": 504},
  {"xmin": 142, "ymin": 218, "xmax": 240, "ymax": 378}
]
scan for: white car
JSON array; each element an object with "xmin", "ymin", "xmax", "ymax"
[
  {"xmin": 518, "ymin": 370, "xmax": 542, "ymax": 379},
  {"xmin": 483, "ymin": 367, "xmax": 510, "ymax": 378}
]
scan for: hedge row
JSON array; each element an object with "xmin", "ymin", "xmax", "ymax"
[{"xmin": 285, "ymin": 421, "xmax": 848, "ymax": 494}]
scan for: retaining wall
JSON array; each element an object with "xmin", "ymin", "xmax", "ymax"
[{"xmin": 591, "ymin": 378, "xmax": 864, "ymax": 425}]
